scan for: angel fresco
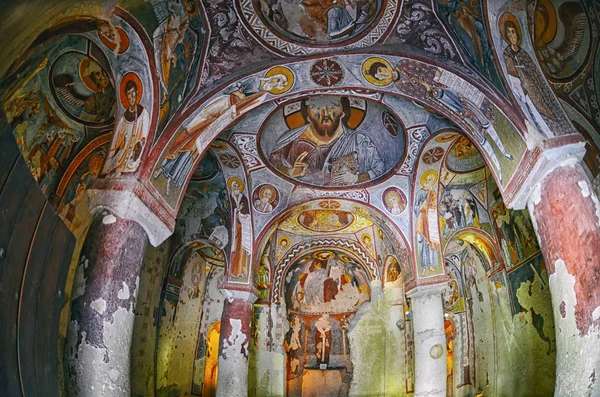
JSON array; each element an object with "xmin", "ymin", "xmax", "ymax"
[
  {"xmin": 499, "ymin": 13, "xmax": 572, "ymax": 137},
  {"xmin": 531, "ymin": 0, "xmax": 589, "ymax": 80},
  {"xmin": 436, "ymin": 0, "xmax": 503, "ymax": 90},
  {"xmin": 154, "ymin": 69, "xmax": 292, "ymax": 197},
  {"xmin": 363, "ymin": 57, "xmax": 512, "ymax": 182},
  {"xmin": 52, "ymin": 56, "xmax": 116, "ymax": 125}
]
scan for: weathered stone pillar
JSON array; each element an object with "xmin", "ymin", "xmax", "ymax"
[
  {"xmin": 65, "ymin": 210, "xmax": 148, "ymax": 396},
  {"xmin": 407, "ymin": 284, "xmax": 447, "ymax": 397},
  {"xmin": 216, "ymin": 289, "xmax": 258, "ymax": 397},
  {"xmin": 527, "ymin": 160, "xmax": 600, "ymax": 396}
]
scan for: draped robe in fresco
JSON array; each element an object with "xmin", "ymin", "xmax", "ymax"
[
  {"xmin": 269, "ymin": 123, "xmax": 385, "ymax": 185},
  {"xmin": 229, "ymin": 190, "xmax": 251, "ymax": 278},
  {"xmin": 105, "ymin": 104, "xmax": 150, "ymax": 173},
  {"xmin": 503, "ymin": 45, "xmax": 570, "ymax": 136},
  {"xmin": 415, "ymin": 186, "xmax": 440, "ymax": 270}
]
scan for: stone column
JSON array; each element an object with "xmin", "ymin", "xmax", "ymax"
[
  {"xmin": 527, "ymin": 160, "xmax": 600, "ymax": 396},
  {"xmin": 216, "ymin": 290, "xmax": 258, "ymax": 397},
  {"xmin": 65, "ymin": 210, "xmax": 148, "ymax": 397},
  {"xmin": 407, "ymin": 283, "xmax": 447, "ymax": 397}
]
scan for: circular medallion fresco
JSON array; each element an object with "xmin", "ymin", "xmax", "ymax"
[
  {"xmin": 531, "ymin": 0, "xmax": 591, "ymax": 81},
  {"xmin": 239, "ymin": 0, "xmax": 398, "ymax": 55},
  {"xmin": 259, "ymin": 95, "xmax": 406, "ymax": 189},
  {"xmin": 50, "ymin": 44, "xmax": 116, "ymax": 126}
]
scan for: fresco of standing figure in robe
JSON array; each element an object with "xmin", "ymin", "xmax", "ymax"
[
  {"xmin": 414, "ymin": 170, "xmax": 442, "ymax": 275},
  {"xmin": 314, "ymin": 314, "xmax": 332, "ymax": 367},
  {"xmin": 499, "ymin": 13, "xmax": 572, "ymax": 138},
  {"xmin": 228, "ymin": 177, "xmax": 251, "ymax": 279},
  {"xmin": 103, "ymin": 74, "xmax": 150, "ymax": 176}
]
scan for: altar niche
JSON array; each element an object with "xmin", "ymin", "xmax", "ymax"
[{"xmin": 283, "ymin": 249, "xmax": 371, "ymax": 397}]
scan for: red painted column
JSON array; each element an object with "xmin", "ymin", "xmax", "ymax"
[
  {"xmin": 216, "ymin": 290, "xmax": 257, "ymax": 397},
  {"xmin": 65, "ymin": 210, "xmax": 148, "ymax": 397},
  {"xmin": 527, "ymin": 161, "xmax": 600, "ymax": 395}
]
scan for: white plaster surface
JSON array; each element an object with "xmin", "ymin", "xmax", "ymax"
[
  {"xmin": 68, "ymin": 308, "xmax": 136, "ymax": 397},
  {"xmin": 550, "ymin": 259, "xmax": 600, "ymax": 396},
  {"xmin": 407, "ymin": 284, "xmax": 447, "ymax": 397}
]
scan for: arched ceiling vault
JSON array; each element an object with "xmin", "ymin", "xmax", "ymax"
[{"xmin": 0, "ymin": 0, "xmax": 594, "ymax": 251}]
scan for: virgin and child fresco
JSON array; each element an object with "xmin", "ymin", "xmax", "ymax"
[
  {"xmin": 255, "ymin": 0, "xmax": 382, "ymax": 45},
  {"xmin": 260, "ymin": 95, "xmax": 405, "ymax": 188}
]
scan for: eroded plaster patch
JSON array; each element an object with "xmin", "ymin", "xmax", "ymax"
[
  {"xmin": 68, "ymin": 308, "xmax": 135, "ymax": 396},
  {"xmin": 102, "ymin": 214, "xmax": 117, "ymax": 224},
  {"xmin": 72, "ymin": 257, "xmax": 88, "ymax": 300},
  {"xmin": 91, "ymin": 298, "xmax": 107, "ymax": 314},
  {"xmin": 117, "ymin": 281, "xmax": 130, "ymax": 300},
  {"xmin": 579, "ymin": 180, "xmax": 591, "ymax": 198}
]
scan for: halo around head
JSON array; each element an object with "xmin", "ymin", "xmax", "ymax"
[
  {"xmin": 227, "ymin": 176, "xmax": 245, "ymax": 191},
  {"xmin": 362, "ymin": 57, "xmax": 394, "ymax": 87},
  {"xmin": 259, "ymin": 185, "xmax": 276, "ymax": 203},
  {"xmin": 79, "ymin": 58, "xmax": 103, "ymax": 93},
  {"xmin": 119, "ymin": 72, "xmax": 143, "ymax": 108},
  {"xmin": 499, "ymin": 12, "xmax": 522, "ymax": 46},
  {"xmin": 264, "ymin": 66, "xmax": 294, "ymax": 95},
  {"xmin": 420, "ymin": 169, "xmax": 439, "ymax": 187}
]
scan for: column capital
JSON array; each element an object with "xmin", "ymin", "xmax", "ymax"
[
  {"xmin": 88, "ymin": 181, "xmax": 173, "ymax": 247},
  {"xmin": 406, "ymin": 282, "xmax": 447, "ymax": 300},
  {"xmin": 507, "ymin": 142, "xmax": 585, "ymax": 210},
  {"xmin": 220, "ymin": 288, "xmax": 258, "ymax": 304}
]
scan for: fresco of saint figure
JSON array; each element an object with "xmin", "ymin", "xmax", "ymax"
[
  {"xmin": 499, "ymin": 13, "xmax": 571, "ymax": 137},
  {"xmin": 154, "ymin": 70, "xmax": 292, "ymax": 196},
  {"xmin": 152, "ymin": 0, "xmax": 205, "ymax": 130},
  {"xmin": 314, "ymin": 314, "xmax": 332, "ymax": 367},
  {"xmin": 436, "ymin": 0, "xmax": 503, "ymax": 91},
  {"xmin": 60, "ymin": 151, "xmax": 105, "ymax": 233},
  {"xmin": 228, "ymin": 177, "xmax": 251, "ymax": 279},
  {"xmin": 104, "ymin": 73, "xmax": 150, "ymax": 176},
  {"xmin": 253, "ymin": 184, "xmax": 279, "ymax": 213},
  {"xmin": 268, "ymin": 96, "xmax": 385, "ymax": 186},
  {"xmin": 414, "ymin": 170, "xmax": 441, "ymax": 273},
  {"xmin": 285, "ymin": 316, "xmax": 304, "ymax": 375},
  {"xmin": 383, "ymin": 187, "xmax": 407, "ymax": 216}
]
